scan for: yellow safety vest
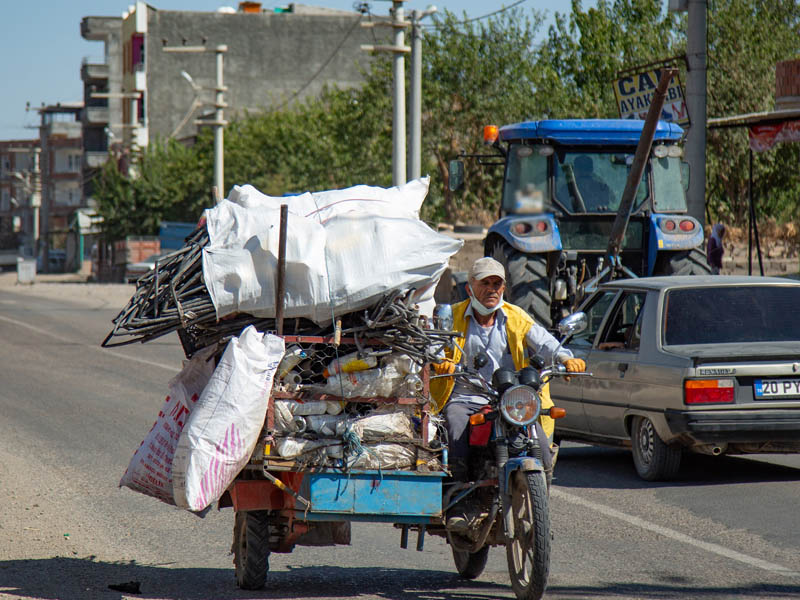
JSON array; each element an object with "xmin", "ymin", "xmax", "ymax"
[{"xmin": 429, "ymin": 300, "xmax": 555, "ymax": 438}]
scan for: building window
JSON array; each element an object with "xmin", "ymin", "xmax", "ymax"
[{"xmin": 132, "ymin": 33, "xmax": 145, "ymax": 72}]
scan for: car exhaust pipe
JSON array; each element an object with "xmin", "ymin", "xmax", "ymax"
[{"xmin": 693, "ymin": 443, "xmax": 728, "ymax": 456}]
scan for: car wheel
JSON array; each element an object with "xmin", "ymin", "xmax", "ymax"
[
  {"xmin": 490, "ymin": 241, "xmax": 552, "ymax": 329},
  {"xmin": 631, "ymin": 416, "xmax": 681, "ymax": 481}
]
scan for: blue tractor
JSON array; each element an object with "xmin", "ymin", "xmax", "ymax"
[{"xmin": 451, "ymin": 119, "xmax": 710, "ymax": 329}]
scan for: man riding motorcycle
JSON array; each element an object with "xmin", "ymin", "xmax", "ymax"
[{"xmin": 430, "ymin": 257, "xmax": 586, "ymax": 532}]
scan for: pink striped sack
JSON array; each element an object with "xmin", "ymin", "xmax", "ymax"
[
  {"xmin": 172, "ymin": 326, "xmax": 284, "ymax": 512},
  {"xmin": 119, "ymin": 344, "xmax": 217, "ymax": 505}
]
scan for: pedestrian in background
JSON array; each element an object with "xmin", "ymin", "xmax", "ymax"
[{"xmin": 707, "ymin": 223, "xmax": 726, "ymax": 274}]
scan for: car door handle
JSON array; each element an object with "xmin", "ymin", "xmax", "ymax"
[{"xmin": 618, "ymin": 362, "xmax": 629, "ymax": 373}]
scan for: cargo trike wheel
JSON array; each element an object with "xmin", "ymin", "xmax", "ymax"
[
  {"xmin": 233, "ymin": 510, "xmax": 271, "ymax": 590},
  {"xmin": 505, "ymin": 471, "xmax": 550, "ymax": 600},
  {"xmin": 452, "ymin": 545, "xmax": 490, "ymax": 580}
]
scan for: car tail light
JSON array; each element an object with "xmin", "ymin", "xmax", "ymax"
[
  {"xmin": 679, "ymin": 219, "xmax": 695, "ymax": 232},
  {"xmin": 685, "ymin": 379, "xmax": 735, "ymax": 404},
  {"xmin": 660, "ymin": 219, "xmax": 677, "ymax": 232}
]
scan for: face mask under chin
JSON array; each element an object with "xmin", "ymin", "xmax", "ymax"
[{"xmin": 469, "ymin": 291, "xmax": 504, "ymax": 316}]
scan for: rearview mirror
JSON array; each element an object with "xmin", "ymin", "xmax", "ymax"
[
  {"xmin": 448, "ymin": 159, "xmax": 465, "ymax": 192},
  {"xmin": 558, "ymin": 312, "xmax": 588, "ymax": 337},
  {"xmin": 432, "ymin": 303, "xmax": 453, "ymax": 332}
]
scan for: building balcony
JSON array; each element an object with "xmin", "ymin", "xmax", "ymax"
[
  {"xmin": 81, "ymin": 16, "xmax": 122, "ymax": 41},
  {"xmin": 84, "ymin": 106, "xmax": 109, "ymax": 125},
  {"xmin": 81, "ymin": 62, "xmax": 109, "ymax": 81}
]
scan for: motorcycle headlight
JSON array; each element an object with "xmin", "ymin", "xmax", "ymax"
[{"xmin": 500, "ymin": 385, "xmax": 541, "ymax": 426}]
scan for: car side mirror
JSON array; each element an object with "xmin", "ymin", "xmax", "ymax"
[
  {"xmin": 558, "ymin": 312, "xmax": 588, "ymax": 337},
  {"xmin": 448, "ymin": 159, "xmax": 465, "ymax": 192}
]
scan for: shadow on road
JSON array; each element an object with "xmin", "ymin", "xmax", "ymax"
[
  {"xmin": 0, "ymin": 556, "xmax": 511, "ymax": 600},
  {"xmin": 554, "ymin": 444, "xmax": 800, "ymax": 490},
  {"xmin": 547, "ymin": 581, "xmax": 800, "ymax": 599}
]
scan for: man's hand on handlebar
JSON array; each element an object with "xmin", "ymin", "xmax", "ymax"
[
  {"xmin": 433, "ymin": 358, "xmax": 457, "ymax": 376},
  {"xmin": 563, "ymin": 358, "xmax": 586, "ymax": 382}
]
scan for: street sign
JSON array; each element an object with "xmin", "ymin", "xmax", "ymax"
[{"xmin": 614, "ymin": 68, "xmax": 689, "ymax": 126}]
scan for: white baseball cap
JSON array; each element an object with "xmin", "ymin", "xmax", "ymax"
[{"xmin": 469, "ymin": 257, "xmax": 506, "ymax": 282}]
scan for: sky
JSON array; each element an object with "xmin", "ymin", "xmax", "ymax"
[{"xmin": 0, "ymin": 0, "xmax": 580, "ymax": 141}]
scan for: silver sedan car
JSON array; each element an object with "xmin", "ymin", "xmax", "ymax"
[{"xmin": 550, "ymin": 276, "xmax": 800, "ymax": 481}]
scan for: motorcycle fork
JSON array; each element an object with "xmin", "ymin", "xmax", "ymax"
[{"xmin": 494, "ymin": 420, "xmax": 515, "ymax": 538}]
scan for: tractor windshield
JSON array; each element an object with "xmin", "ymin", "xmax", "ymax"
[
  {"xmin": 651, "ymin": 156, "xmax": 688, "ymax": 212},
  {"xmin": 553, "ymin": 152, "xmax": 647, "ymax": 214},
  {"xmin": 502, "ymin": 144, "xmax": 550, "ymax": 214}
]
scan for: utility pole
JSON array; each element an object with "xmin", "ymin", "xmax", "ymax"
[
  {"xmin": 362, "ymin": 1, "xmax": 410, "ymax": 186},
  {"xmin": 684, "ymin": 0, "xmax": 708, "ymax": 227},
  {"xmin": 9, "ymin": 147, "xmax": 41, "ymax": 258},
  {"xmin": 391, "ymin": 1, "xmax": 406, "ymax": 186},
  {"xmin": 408, "ymin": 6, "xmax": 437, "ymax": 182},
  {"xmin": 213, "ymin": 45, "xmax": 227, "ymax": 201},
  {"xmin": 91, "ymin": 91, "xmax": 142, "ymax": 174},
  {"xmin": 163, "ymin": 44, "xmax": 228, "ymax": 201},
  {"xmin": 30, "ymin": 148, "xmax": 41, "ymax": 257}
]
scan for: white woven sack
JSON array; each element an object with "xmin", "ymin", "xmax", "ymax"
[
  {"xmin": 172, "ymin": 326, "xmax": 284, "ymax": 511},
  {"xmin": 119, "ymin": 345, "xmax": 216, "ymax": 505}
]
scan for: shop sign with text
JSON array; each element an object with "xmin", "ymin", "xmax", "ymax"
[{"xmin": 613, "ymin": 68, "xmax": 689, "ymax": 126}]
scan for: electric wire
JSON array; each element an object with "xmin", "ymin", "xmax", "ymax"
[{"xmin": 268, "ymin": 14, "xmax": 364, "ymax": 114}]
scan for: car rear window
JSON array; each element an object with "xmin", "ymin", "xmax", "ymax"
[{"xmin": 663, "ymin": 286, "xmax": 800, "ymax": 345}]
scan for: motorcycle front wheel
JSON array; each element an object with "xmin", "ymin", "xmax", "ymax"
[{"xmin": 505, "ymin": 470, "xmax": 550, "ymax": 600}]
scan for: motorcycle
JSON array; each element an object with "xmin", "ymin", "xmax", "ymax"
[{"xmin": 428, "ymin": 307, "xmax": 590, "ymax": 600}]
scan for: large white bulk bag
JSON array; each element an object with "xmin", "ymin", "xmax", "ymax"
[{"xmin": 172, "ymin": 326, "xmax": 284, "ymax": 512}]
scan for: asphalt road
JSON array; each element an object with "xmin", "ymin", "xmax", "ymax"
[{"xmin": 0, "ymin": 281, "xmax": 799, "ymax": 600}]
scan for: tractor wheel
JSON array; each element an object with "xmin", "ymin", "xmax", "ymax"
[
  {"xmin": 653, "ymin": 248, "xmax": 712, "ymax": 276},
  {"xmin": 491, "ymin": 241, "xmax": 552, "ymax": 329}
]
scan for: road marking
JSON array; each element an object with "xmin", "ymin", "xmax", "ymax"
[
  {"xmin": 0, "ymin": 314, "xmax": 180, "ymax": 373},
  {"xmin": 552, "ymin": 487, "xmax": 799, "ymax": 577}
]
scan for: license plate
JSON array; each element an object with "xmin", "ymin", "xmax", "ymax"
[{"xmin": 754, "ymin": 379, "xmax": 800, "ymax": 399}]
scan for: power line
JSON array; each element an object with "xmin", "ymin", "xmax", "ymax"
[
  {"xmin": 268, "ymin": 14, "xmax": 364, "ymax": 114},
  {"xmin": 423, "ymin": 0, "xmax": 529, "ymax": 29}
]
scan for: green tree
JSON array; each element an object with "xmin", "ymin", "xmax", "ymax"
[
  {"xmin": 94, "ymin": 138, "xmax": 209, "ymax": 240},
  {"xmin": 536, "ymin": 0, "xmax": 682, "ymax": 119},
  {"xmin": 420, "ymin": 8, "xmax": 546, "ymax": 223},
  {"xmin": 704, "ymin": 0, "xmax": 800, "ymax": 225}
]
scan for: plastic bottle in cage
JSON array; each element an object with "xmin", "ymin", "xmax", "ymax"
[
  {"xmin": 278, "ymin": 345, "xmax": 307, "ymax": 379},
  {"xmin": 381, "ymin": 352, "xmax": 418, "ymax": 375},
  {"xmin": 324, "ymin": 367, "xmax": 395, "ymax": 398},
  {"xmin": 322, "ymin": 351, "xmax": 378, "ymax": 379}
]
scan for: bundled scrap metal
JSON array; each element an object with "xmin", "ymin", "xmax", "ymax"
[{"xmin": 103, "ymin": 237, "xmax": 457, "ymax": 365}]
